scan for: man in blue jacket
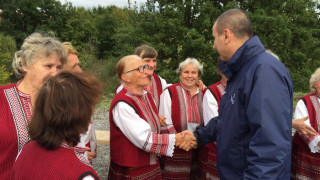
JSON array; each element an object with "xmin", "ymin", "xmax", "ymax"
[{"xmin": 187, "ymin": 9, "xmax": 293, "ymax": 179}]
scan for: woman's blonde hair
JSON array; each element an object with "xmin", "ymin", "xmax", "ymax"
[
  {"xmin": 309, "ymin": 68, "xmax": 320, "ymax": 94},
  {"xmin": 12, "ymin": 32, "xmax": 67, "ymax": 79}
]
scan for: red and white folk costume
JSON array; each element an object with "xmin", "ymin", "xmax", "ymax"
[
  {"xmin": 159, "ymin": 83, "xmax": 205, "ymax": 179},
  {"xmin": 12, "ymin": 141, "xmax": 99, "ymax": 179},
  {"xmin": 291, "ymin": 94, "xmax": 320, "ymax": 179},
  {"xmin": 0, "ymin": 82, "xmax": 32, "ymax": 179},
  {"xmin": 108, "ymin": 87, "xmax": 175, "ymax": 180},
  {"xmin": 78, "ymin": 121, "xmax": 97, "ymax": 160},
  {"xmin": 199, "ymin": 81, "xmax": 225, "ymax": 180}
]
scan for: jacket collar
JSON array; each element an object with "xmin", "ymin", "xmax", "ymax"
[{"xmin": 220, "ymin": 36, "xmax": 265, "ymax": 80}]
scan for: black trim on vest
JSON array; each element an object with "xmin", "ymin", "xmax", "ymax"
[
  {"xmin": 301, "ymin": 97, "xmax": 307, "ymax": 106},
  {"xmin": 168, "ymin": 87, "xmax": 172, "ymax": 99},
  {"xmin": 78, "ymin": 171, "xmax": 99, "ymax": 180}
]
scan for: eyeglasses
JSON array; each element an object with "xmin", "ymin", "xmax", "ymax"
[{"xmin": 125, "ymin": 64, "xmax": 150, "ymax": 74}]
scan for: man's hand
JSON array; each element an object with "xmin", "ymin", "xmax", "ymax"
[
  {"xmin": 292, "ymin": 116, "xmax": 316, "ymax": 136},
  {"xmin": 175, "ymin": 130, "xmax": 197, "ymax": 151}
]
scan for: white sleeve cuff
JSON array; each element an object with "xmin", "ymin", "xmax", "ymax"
[
  {"xmin": 166, "ymin": 134, "xmax": 176, "ymax": 157},
  {"xmin": 308, "ymin": 135, "xmax": 320, "ymax": 153}
]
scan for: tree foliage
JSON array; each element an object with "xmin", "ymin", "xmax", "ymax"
[
  {"xmin": 0, "ymin": 0, "xmax": 319, "ymax": 93},
  {"xmin": 0, "ymin": 34, "xmax": 16, "ymax": 85}
]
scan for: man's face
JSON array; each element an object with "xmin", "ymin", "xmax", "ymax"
[
  {"xmin": 63, "ymin": 53, "xmax": 82, "ymax": 72},
  {"xmin": 212, "ymin": 23, "xmax": 229, "ymax": 62}
]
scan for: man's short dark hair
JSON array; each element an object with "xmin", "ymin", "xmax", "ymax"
[{"xmin": 215, "ymin": 9, "xmax": 253, "ymax": 39}]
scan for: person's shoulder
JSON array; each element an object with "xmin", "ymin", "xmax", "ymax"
[
  {"xmin": 208, "ymin": 81, "xmax": 221, "ymax": 89},
  {"xmin": 0, "ymin": 83, "xmax": 17, "ymax": 105},
  {"xmin": 0, "ymin": 82, "xmax": 16, "ymax": 91},
  {"xmin": 153, "ymin": 73, "xmax": 167, "ymax": 82},
  {"xmin": 253, "ymin": 52, "xmax": 289, "ymax": 73},
  {"xmin": 301, "ymin": 93, "xmax": 315, "ymax": 100},
  {"xmin": 166, "ymin": 83, "xmax": 180, "ymax": 90}
]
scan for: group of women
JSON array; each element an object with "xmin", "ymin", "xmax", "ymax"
[
  {"xmin": 108, "ymin": 45, "xmax": 223, "ymax": 179},
  {"xmin": 0, "ymin": 33, "xmax": 103, "ymax": 179},
  {"xmin": 1, "ymin": 32, "xmax": 320, "ymax": 180}
]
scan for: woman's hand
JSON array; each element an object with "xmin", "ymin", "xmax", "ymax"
[{"xmin": 293, "ymin": 116, "xmax": 316, "ymax": 136}]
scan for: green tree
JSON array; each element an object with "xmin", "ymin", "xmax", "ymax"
[
  {"xmin": 0, "ymin": 0, "xmax": 69, "ymax": 47},
  {"xmin": 0, "ymin": 33, "xmax": 16, "ymax": 85}
]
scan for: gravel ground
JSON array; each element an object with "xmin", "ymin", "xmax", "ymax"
[{"xmin": 91, "ymin": 107, "xmax": 110, "ymax": 180}]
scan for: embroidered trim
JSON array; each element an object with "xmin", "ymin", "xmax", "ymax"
[
  {"xmin": 150, "ymin": 76, "xmax": 160, "ymax": 108},
  {"xmin": 4, "ymin": 87, "xmax": 30, "ymax": 154},
  {"xmin": 61, "ymin": 141, "xmax": 92, "ymax": 167},
  {"xmin": 124, "ymin": 88, "xmax": 162, "ymax": 165},
  {"xmin": 300, "ymin": 95, "xmax": 320, "ymax": 144},
  {"xmin": 175, "ymin": 85, "xmax": 203, "ymax": 130},
  {"xmin": 217, "ymin": 83, "xmax": 225, "ymax": 96}
]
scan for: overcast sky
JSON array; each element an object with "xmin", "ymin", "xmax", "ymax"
[{"xmin": 58, "ymin": 0, "xmax": 148, "ymax": 8}]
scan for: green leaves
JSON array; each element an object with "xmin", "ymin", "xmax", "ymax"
[
  {"xmin": 0, "ymin": 34, "xmax": 16, "ymax": 85},
  {"xmin": 0, "ymin": 0, "xmax": 319, "ymax": 93}
]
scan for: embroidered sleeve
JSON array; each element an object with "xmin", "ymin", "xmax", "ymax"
[
  {"xmin": 143, "ymin": 132, "xmax": 175, "ymax": 157},
  {"xmin": 112, "ymin": 102, "xmax": 175, "ymax": 156},
  {"xmin": 294, "ymin": 99, "xmax": 320, "ymax": 153}
]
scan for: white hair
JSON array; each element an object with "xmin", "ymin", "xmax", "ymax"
[{"xmin": 176, "ymin": 57, "xmax": 203, "ymax": 76}]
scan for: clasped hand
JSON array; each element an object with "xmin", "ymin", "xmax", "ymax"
[{"xmin": 175, "ymin": 130, "xmax": 197, "ymax": 151}]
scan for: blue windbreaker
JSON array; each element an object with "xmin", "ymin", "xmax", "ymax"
[{"xmin": 194, "ymin": 36, "xmax": 293, "ymax": 179}]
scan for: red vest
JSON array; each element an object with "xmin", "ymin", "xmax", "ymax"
[
  {"xmin": 12, "ymin": 141, "xmax": 100, "ymax": 179},
  {"xmin": 109, "ymin": 88, "xmax": 159, "ymax": 167},
  {"xmin": 293, "ymin": 94, "xmax": 318, "ymax": 148},
  {"xmin": 151, "ymin": 73, "xmax": 163, "ymax": 108},
  {"xmin": 291, "ymin": 94, "xmax": 320, "ymax": 179},
  {"xmin": 168, "ymin": 83, "xmax": 205, "ymax": 132},
  {"xmin": 205, "ymin": 81, "xmax": 223, "ymax": 150},
  {"xmin": 162, "ymin": 83, "xmax": 205, "ymax": 179},
  {"xmin": 0, "ymin": 83, "xmax": 31, "ymax": 180},
  {"xmin": 208, "ymin": 81, "xmax": 223, "ymax": 105}
]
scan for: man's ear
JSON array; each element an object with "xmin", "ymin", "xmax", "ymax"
[{"xmin": 224, "ymin": 29, "xmax": 231, "ymax": 44}]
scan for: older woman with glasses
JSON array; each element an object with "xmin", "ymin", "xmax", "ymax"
[
  {"xmin": 108, "ymin": 55, "xmax": 196, "ymax": 180},
  {"xmin": 159, "ymin": 57, "xmax": 206, "ymax": 179}
]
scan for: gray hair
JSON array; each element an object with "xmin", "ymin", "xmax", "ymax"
[
  {"xmin": 116, "ymin": 55, "xmax": 142, "ymax": 81},
  {"xmin": 310, "ymin": 68, "xmax": 320, "ymax": 94},
  {"xmin": 12, "ymin": 32, "xmax": 67, "ymax": 79},
  {"xmin": 176, "ymin": 58, "xmax": 203, "ymax": 76},
  {"xmin": 266, "ymin": 49, "xmax": 280, "ymax": 61}
]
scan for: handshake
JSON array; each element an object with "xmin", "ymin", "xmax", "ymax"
[{"xmin": 175, "ymin": 130, "xmax": 197, "ymax": 151}]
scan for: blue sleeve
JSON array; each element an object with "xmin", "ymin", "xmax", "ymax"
[
  {"xmin": 193, "ymin": 116, "xmax": 218, "ymax": 147},
  {"xmin": 244, "ymin": 62, "xmax": 293, "ymax": 179}
]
